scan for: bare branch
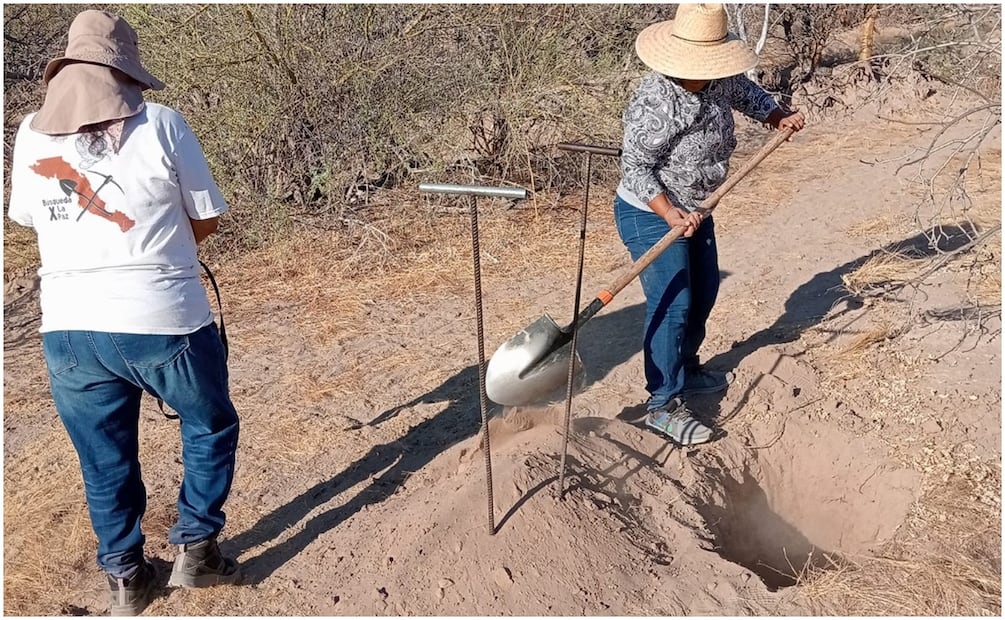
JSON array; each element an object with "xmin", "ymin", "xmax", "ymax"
[{"xmin": 895, "ymin": 104, "xmax": 1002, "ymax": 175}]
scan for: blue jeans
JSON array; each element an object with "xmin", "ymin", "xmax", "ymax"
[
  {"xmin": 614, "ymin": 195, "xmax": 720, "ymax": 410},
  {"xmin": 41, "ymin": 323, "xmax": 239, "ymax": 576}
]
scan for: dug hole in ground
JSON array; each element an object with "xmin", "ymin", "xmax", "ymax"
[{"xmin": 4, "ymin": 68, "xmax": 1001, "ymax": 620}]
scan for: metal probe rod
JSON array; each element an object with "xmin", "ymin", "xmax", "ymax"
[
  {"xmin": 418, "ymin": 181, "xmax": 529, "ymax": 534},
  {"xmin": 557, "ymin": 142, "xmax": 622, "ymax": 158},
  {"xmin": 553, "ymin": 144, "xmax": 620, "ymax": 500}
]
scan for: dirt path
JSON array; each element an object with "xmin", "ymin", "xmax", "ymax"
[{"xmin": 3, "ymin": 98, "xmax": 1000, "ymax": 615}]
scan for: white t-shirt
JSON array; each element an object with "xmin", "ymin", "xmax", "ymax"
[{"xmin": 7, "ymin": 103, "xmax": 228, "ymax": 334}]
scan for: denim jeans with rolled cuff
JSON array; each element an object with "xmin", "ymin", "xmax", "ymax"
[
  {"xmin": 614, "ymin": 195, "xmax": 720, "ymax": 411},
  {"xmin": 41, "ymin": 322, "xmax": 239, "ymax": 577}
]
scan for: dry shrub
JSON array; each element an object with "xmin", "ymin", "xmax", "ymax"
[{"xmin": 3, "ymin": 3, "xmax": 664, "ymax": 273}]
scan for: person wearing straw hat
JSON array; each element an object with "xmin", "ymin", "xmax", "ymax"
[
  {"xmin": 7, "ymin": 10, "xmax": 241, "ymax": 615},
  {"xmin": 616, "ymin": 3, "xmax": 805, "ymax": 446}
]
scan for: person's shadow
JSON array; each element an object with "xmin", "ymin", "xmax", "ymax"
[
  {"xmin": 641, "ymin": 223, "xmax": 984, "ymax": 428},
  {"xmin": 227, "ymin": 302, "xmax": 647, "ymax": 583},
  {"xmin": 226, "ymin": 224, "xmax": 981, "ymax": 582}
]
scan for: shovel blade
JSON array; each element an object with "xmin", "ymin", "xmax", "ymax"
[{"xmin": 485, "ymin": 313, "xmax": 585, "ymax": 406}]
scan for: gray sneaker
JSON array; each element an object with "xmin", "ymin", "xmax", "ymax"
[
  {"xmin": 107, "ymin": 560, "xmax": 156, "ymax": 616},
  {"xmin": 167, "ymin": 537, "xmax": 240, "ymax": 589},
  {"xmin": 683, "ymin": 367, "xmax": 729, "ymax": 395},
  {"xmin": 645, "ymin": 398, "xmax": 714, "ymax": 446}
]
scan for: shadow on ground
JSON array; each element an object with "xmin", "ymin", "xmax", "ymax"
[
  {"xmin": 694, "ymin": 223, "xmax": 980, "ymax": 425},
  {"xmin": 228, "ymin": 224, "xmax": 979, "ymax": 582},
  {"xmin": 228, "ymin": 302, "xmax": 646, "ymax": 582}
]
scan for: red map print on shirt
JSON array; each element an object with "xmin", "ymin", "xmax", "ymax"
[{"xmin": 30, "ymin": 156, "xmax": 134, "ymax": 232}]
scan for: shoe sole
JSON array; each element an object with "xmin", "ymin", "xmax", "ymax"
[
  {"xmin": 167, "ymin": 570, "xmax": 241, "ymax": 588},
  {"xmin": 109, "ymin": 599, "xmax": 151, "ymax": 616},
  {"xmin": 644, "ymin": 419, "xmax": 713, "ymax": 447},
  {"xmin": 108, "ymin": 562, "xmax": 156, "ymax": 616},
  {"xmin": 167, "ymin": 559, "xmax": 241, "ymax": 589}
]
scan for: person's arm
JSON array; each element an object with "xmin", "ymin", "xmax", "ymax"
[
  {"xmin": 168, "ymin": 110, "xmax": 229, "ymax": 226},
  {"xmin": 8, "ymin": 119, "xmax": 35, "ymax": 228},
  {"xmin": 190, "ymin": 216, "xmax": 219, "ymax": 244},
  {"xmin": 621, "ymin": 76, "xmax": 702, "ymax": 237},
  {"xmin": 729, "ymin": 74, "xmax": 806, "ymax": 136}
]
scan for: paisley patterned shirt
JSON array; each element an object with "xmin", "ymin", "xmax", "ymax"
[{"xmin": 617, "ymin": 71, "xmax": 779, "ymax": 212}]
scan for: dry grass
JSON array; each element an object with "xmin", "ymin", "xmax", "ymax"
[
  {"xmin": 221, "ymin": 188, "xmax": 620, "ymax": 346},
  {"xmin": 795, "ymin": 474, "xmax": 1001, "ymax": 616},
  {"xmin": 794, "ymin": 313, "xmax": 1001, "ymax": 616},
  {"xmin": 845, "ymin": 213, "xmax": 914, "ymax": 245},
  {"xmin": 2, "ymin": 428, "xmax": 95, "ymax": 615},
  {"xmin": 797, "ymin": 548, "xmax": 1000, "ymax": 615},
  {"xmin": 840, "ymin": 251, "xmax": 918, "ymax": 296},
  {"xmin": 838, "ymin": 141, "xmax": 1000, "ymax": 312},
  {"xmin": 3, "ymin": 225, "xmax": 40, "ymax": 279},
  {"xmin": 837, "ymin": 322, "xmax": 898, "ymax": 355}
]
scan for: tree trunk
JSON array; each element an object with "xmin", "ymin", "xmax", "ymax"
[{"xmin": 859, "ymin": 4, "xmax": 879, "ymax": 63}]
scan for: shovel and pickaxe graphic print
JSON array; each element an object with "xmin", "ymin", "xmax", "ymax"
[{"xmin": 31, "ymin": 156, "xmax": 134, "ymax": 232}]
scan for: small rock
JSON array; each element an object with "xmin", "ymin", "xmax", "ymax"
[
  {"xmin": 492, "ymin": 566, "xmax": 514, "ymax": 588},
  {"xmin": 453, "ymin": 541, "xmax": 463, "ymax": 553},
  {"xmin": 436, "ymin": 588, "xmax": 444, "ymax": 601},
  {"xmin": 438, "ymin": 578, "xmax": 455, "ymax": 589},
  {"xmin": 376, "ymin": 587, "xmax": 389, "ymax": 600},
  {"xmin": 741, "ymin": 573, "xmax": 751, "ymax": 583}
]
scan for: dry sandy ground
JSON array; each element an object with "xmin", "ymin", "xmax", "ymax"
[{"xmin": 3, "ymin": 89, "xmax": 1001, "ymax": 615}]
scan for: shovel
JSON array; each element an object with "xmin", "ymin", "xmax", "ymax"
[{"xmin": 485, "ymin": 128, "xmax": 794, "ymax": 406}]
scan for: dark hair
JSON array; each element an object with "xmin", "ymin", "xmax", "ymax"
[{"xmin": 77, "ymin": 127, "xmax": 111, "ymax": 159}]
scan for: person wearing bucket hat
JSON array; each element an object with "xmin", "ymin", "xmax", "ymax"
[
  {"xmin": 615, "ymin": 4, "xmax": 805, "ymax": 446},
  {"xmin": 7, "ymin": 10, "xmax": 240, "ymax": 615}
]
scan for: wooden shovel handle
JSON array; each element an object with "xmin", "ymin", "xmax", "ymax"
[{"xmin": 597, "ymin": 127, "xmax": 794, "ymax": 306}]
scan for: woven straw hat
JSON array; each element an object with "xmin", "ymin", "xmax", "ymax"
[
  {"xmin": 635, "ymin": 3, "xmax": 758, "ymax": 80},
  {"xmin": 43, "ymin": 10, "xmax": 164, "ymax": 90}
]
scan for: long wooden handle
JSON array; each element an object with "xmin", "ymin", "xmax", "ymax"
[{"xmin": 581, "ymin": 128, "xmax": 793, "ymax": 320}]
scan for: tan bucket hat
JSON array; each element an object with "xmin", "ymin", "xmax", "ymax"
[
  {"xmin": 43, "ymin": 10, "xmax": 165, "ymax": 90},
  {"xmin": 635, "ymin": 3, "xmax": 758, "ymax": 80}
]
